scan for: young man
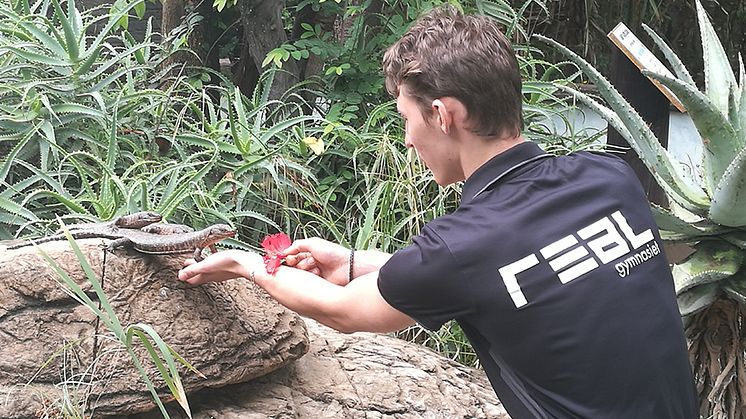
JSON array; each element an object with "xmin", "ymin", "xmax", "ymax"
[{"xmin": 178, "ymin": 6, "xmax": 698, "ymax": 418}]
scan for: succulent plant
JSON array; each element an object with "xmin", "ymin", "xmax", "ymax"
[
  {"xmin": 536, "ymin": 0, "xmax": 746, "ymax": 317},
  {"xmin": 536, "ymin": 1, "xmax": 745, "ymax": 416}
]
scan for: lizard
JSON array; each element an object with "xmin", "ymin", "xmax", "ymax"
[
  {"xmin": 6, "ymin": 211, "xmax": 163, "ymax": 250},
  {"xmin": 139, "ymin": 223, "xmax": 194, "ymax": 235},
  {"xmin": 107, "ymin": 224, "xmax": 235, "ymax": 261},
  {"xmin": 7, "ymin": 222, "xmax": 235, "ymax": 262},
  {"xmin": 58, "ymin": 211, "xmax": 163, "ymax": 233}
]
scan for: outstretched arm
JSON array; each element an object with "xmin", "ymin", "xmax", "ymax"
[
  {"xmin": 259, "ymin": 267, "xmax": 413, "ymax": 333},
  {"xmin": 178, "ymin": 250, "xmax": 413, "ymax": 334},
  {"xmin": 283, "ymin": 237, "xmax": 392, "ymax": 285}
]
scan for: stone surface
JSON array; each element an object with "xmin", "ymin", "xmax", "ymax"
[
  {"xmin": 128, "ymin": 319, "xmax": 509, "ymax": 419},
  {"xmin": 0, "ymin": 240, "xmax": 309, "ymax": 418}
]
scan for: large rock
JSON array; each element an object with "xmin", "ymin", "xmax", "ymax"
[
  {"xmin": 0, "ymin": 240, "xmax": 309, "ymax": 418},
  {"xmin": 129, "ymin": 319, "xmax": 509, "ymax": 418}
]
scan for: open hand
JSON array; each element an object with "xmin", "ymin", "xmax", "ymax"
[{"xmin": 178, "ymin": 250, "xmax": 263, "ymax": 286}]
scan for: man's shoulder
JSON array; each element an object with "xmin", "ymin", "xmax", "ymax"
[
  {"xmin": 565, "ymin": 149, "xmax": 633, "ymax": 171},
  {"xmin": 420, "ymin": 208, "xmax": 503, "ymax": 246},
  {"xmin": 548, "ymin": 150, "xmax": 642, "ymax": 191}
]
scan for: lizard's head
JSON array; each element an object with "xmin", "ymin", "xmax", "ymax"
[
  {"xmin": 210, "ymin": 224, "xmax": 236, "ymax": 239},
  {"xmin": 141, "ymin": 212, "xmax": 163, "ymax": 223}
]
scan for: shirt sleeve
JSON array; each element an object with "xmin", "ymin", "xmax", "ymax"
[{"xmin": 377, "ymin": 224, "xmax": 475, "ymax": 331}]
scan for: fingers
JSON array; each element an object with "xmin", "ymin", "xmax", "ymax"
[
  {"xmin": 177, "ymin": 264, "xmax": 230, "ymax": 285},
  {"xmin": 282, "ymin": 240, "xmax": 307, "ymax": 256},
  {"xmin": 284, "ymin": 249, "xmax": 320, "ymax": 273},
  {"xmin": 177, "ymin": 266, "xmax": 203, "ymax": 284},
  {"xmin": 177, "ymin": 255, "xmax": 219, "ymax": 285},
  {"xmin": 297, "ymin": 256, "xmax": 317, "ymax": 271},
  {"xmin": 178, "ymin": 265, "xmax": 192, "ymax": 280},
  {"xmin": 177, "ymin": 250, "xmax": 263, "ymax": 286},
  {"xmin": 284, "ymin": 251, "xmax": 311, "ymax": 266},
  {"xmin": 283, "ymin": 237, "xmax": 323, "ymax": 256}
]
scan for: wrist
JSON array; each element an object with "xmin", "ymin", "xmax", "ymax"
[
  {"xmin": 346, "ymin": 250, "xmax": 391, "ymax": 278},
  {"xmin": 348, "ymin": 248, "xmax": 355, "ymax": 282},
  {"xmin": 242, "ymin": 252, "xmax": 268, "ymax": 284}
]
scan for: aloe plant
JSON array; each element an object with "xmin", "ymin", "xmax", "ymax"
[
  {"xmin": 536, "ymin": 1, "xmax": 746, "ymax": 416},
  {"xmin": 0, "ymin": 0, "xmax": 324, "ymax": 245}
]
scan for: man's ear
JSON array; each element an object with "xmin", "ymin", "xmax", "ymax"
[
  {"xmin": 431, "ymin": 98, "xmax": 452, "ymax": 134},
  {"xmin": 432, "ymin": 97, "xmax": 468, "ymax": 135}
]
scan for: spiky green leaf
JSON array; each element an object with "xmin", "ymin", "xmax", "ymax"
[
  {"xmin": 644, "ymin": 70, "xmax": 741, "ymax": 194},
  {"xmin": 641, "ymin": 23, "xmax": 695, "ymax": 87},
  {"xmin": 729, "ymin": 82, "xmax": 742, "ymax": 145},
  {"xmin": 0, "ymin": 196, "xmax": 38, "ymax": 221},
  {"xmin": 17, "ymin": 19, "xmax": 67, "ymax": 59},
  {"xmin": 22, "ymin": 190, "xmax": 86, "ymax": 214},
  {"xmin": 536, "ymin": 35, "xmax": 710, "ymax": 213},
  {"xmin": 551, "ymin": 83, "xmax": 633, "ymax": 141},
  {"xmin": 709, "ymin": 146, "xmax": 746, "ymax": 226},
  {"xmin": 50, "ymin": 103, "xmax": 105, "ymax": 118},
  {"xmin": 738, "ymin": 55, "xmax": 746, "ymax": 147},
  {"xmin": 231, "ymin": 210, "xmax": 282, "ymax": 233},
  {"xmin": 1, "ymin": 45, "xmax": 70, "ymax": 67},
  {"xmin": 650, "ymin": 203, "xmax": 721, "ymax": 237},
  {"xmin": 0, "ymin": 127, "xmax": 34, "ymax": 183},
  {"xmin": 678, "ymin": 282, "xmax": 719, "ymax": 316},
  {"xmin": 696, "ymin": 0, "xmax": 736, "ymax": 115},
  {"xmin": 51, "ymin": 0, "xmax": 79, "ymax": 62},
  {"xmin": 175, "ymin": 134, "xmax": 240, "ymax": 155},
  {"xmin": 672, "ymin": 240, "xmax": 744, "ymax": 294}
]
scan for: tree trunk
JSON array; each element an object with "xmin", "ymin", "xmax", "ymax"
[
  {"xmin": 161, "ymin": 0, "xmax": 191, "ymax": 69},
  {"xmin": 239, "ymin": 0, "xmax": 300, "ymax": 100},
  {"xmin": 161, "ymin": 0, "xmax": 218, "ymax": 71}
]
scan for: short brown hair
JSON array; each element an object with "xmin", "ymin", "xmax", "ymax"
[{"xmin": 382, "ymin": 5, "xmax": 523, "ymax": 138}]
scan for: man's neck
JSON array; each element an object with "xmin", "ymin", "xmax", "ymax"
[{"xmin": 461, "ymin": 135, "xmax": 526, "ymax": 181}]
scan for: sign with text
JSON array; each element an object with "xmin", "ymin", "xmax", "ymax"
[{"xmin": 607, "ymin": 22, "xmax": 686, "ymax": 112}]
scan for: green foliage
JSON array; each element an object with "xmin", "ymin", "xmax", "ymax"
[
  {"xmin": 253, "ymin": 0, "xmax": 410, "ymax": 124},
  {"xmin": 0, "ymin": 0, "xmax": 324, "ymax": 246},
  {"xmin": 0, "ymin": 1, "xmax": 328, "ymax": 412},
  {"xmin": 0, "ymin": 0, "xmax": 165, "ymax": 232}
]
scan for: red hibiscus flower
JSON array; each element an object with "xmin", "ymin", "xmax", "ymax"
[{"xmin": 261, "ymin": 232, "xmax": 291, "ymax": 274}]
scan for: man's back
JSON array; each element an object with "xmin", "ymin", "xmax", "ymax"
[{"xmin": 379, "ymin": 143, "xmax": 698, "ymax": 418}]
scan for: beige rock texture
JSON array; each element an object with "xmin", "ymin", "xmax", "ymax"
[
  {"xmin": 0, "ymin": 239, "xmax": 309, "ymax": 418},
  {"xmin": 128, "ymin": 319, "xmax": 510, "ymax": 419}
]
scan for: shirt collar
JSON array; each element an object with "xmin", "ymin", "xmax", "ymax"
[{"xmin": 461, "ymin": 141, "xmax": 549, "ymax": 204}]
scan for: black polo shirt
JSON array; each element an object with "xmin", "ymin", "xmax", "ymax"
[{"xmin": 378, "ymin": 141, "xmax": 698, "ymax": 418}]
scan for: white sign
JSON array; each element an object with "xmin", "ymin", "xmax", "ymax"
[{"xmin": 608, "ymin": 22, "xmax": 686, "ymax": 112}]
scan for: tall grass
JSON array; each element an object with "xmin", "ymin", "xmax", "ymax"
[{"xmin": 0, "ymin": 0, "xmax": 325, "ymax": 247}]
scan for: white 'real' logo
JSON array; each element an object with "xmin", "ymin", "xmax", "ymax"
[{"xmin": 498, "ymin": 210, "xmax": 657, "ymax": 308}]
